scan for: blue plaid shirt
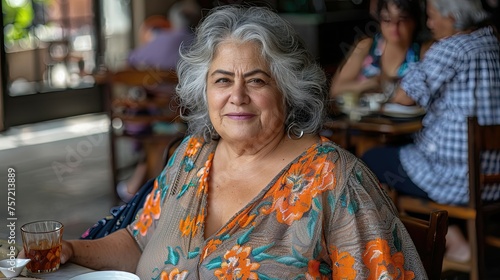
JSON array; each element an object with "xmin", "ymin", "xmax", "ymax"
[{"xmin": 399, "ymin": 26, "xmax": 500, "ymax": 205}]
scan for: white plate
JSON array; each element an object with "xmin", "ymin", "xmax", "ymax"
[
  {"xmin": 381, "ymin": 103, "xmax": 425, "ymax": 118},
  {"xmin": 69, "ymin": 271, "xmax": 139, "ymax": 280}
]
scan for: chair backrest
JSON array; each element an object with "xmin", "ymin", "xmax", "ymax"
[
  {"xmin": 162, "ymin": 134, "xmax": 185, "ymax": 167},
  {"xmin": 400, "ymin": 210, "xmax": 448, "ymax": 280},
  {"xmin": 108, "ymin": 69, "xmax": 178, "ymax": 86},
  {"xmin": 466, "ymin": 116, "xmax": 500, "ymax": 277},
  {"xmin": 467, "ymin": 116, "xmax": 500, "ymax": 210}
]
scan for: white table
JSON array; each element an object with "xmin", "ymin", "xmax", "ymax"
[{"xmin": 21, "ymin": 263, "xmax": 94, "ymax": 279}]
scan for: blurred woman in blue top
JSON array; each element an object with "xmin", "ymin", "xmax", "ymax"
[{"xmin": 330, "ymin": 0, "xmax": 429, "ymax": 97}]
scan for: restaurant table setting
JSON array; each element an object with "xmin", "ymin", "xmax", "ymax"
[
  {"xmin": 0, "ymin": 219, "xmax": 139, "ymax": 280},
  {"xmin": 325, "ymin": 93, "xmax": 425, "ymax": 156}
]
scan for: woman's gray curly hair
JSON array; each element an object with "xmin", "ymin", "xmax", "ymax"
[
  {"xmin": 429, "ymin": 0, "xmax": 489, "ymax": 30},
  {"xmin": 175, "ymin": 5, "xmax": 327, "ymax": 141}
]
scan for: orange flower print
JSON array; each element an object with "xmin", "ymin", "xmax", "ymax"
[
  {"xmin": 179, "ymin": 213, "xmax": 204, "ymax": 237},
  {"xmin": 330, "ymin": 246, "xmax": 357, "ymax": 280},
  {"xmin": 185, "ymin": 137, "xmax": 203, "ymax": 158},
  {"xmin": 133, "ymin": 180, "xmax": 162, "ymax": 236},
  {"xmin": 263, "ymin": 151, "xmax": 336, "ymax": 225},
  {"xmin": 161, "ymin": 268, "xmax": 188, "ymax": 280},
  {"xmin": 214, "ymin": 245, "xmax": 260, "ymax": 280},
  {"xmin": 363, "ymin": 238, "xmax": 415, "ymax": 280},
  {"xmin": 202, "ymin": 239, "xmax": 223, "ymax": 260},
  {"xmin": 306, "ymin": 259, "xmax": 321, "ymax": 279},
  {"xmin": 196, "ymin": 152, "xmax": 213, "ymax": 197}
]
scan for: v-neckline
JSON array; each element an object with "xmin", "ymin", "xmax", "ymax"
[{"xmin": 200, "ymin": 137, "xmax": 324, "ymax": 242}]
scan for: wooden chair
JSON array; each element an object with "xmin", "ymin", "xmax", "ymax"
[
  {"xmin": 400, "ymin": 210, "xmax": 448, "ymax": 280},
  {"xmin": 105, "ymin": 69, "xmax": 185, "ymax": 200},
  {"xmin": 395, "ymin": 116, "xmax": 500, "ymax": 280}
]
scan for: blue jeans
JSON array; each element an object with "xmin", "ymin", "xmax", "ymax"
[{"xmin": 361, "ymin": 146, "xmax": 430, "ymax": 199}]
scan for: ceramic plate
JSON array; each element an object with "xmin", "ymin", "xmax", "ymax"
[
  {"xmin": 69, "ymin": 271, "xmax": 139, "ymax": 280},
  {"xmin": 381, "ymin": 103, "xmax": 425, "ymax": 118}
]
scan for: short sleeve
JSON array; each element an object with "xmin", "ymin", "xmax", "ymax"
[{"xmin": 324, "ymin": 158, "xmax": 426, "ymax": 279}]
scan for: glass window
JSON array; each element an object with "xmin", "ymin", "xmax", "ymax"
[{"xmin": 2, "ymin": 0, "xmax": 98, "ymax": 96}]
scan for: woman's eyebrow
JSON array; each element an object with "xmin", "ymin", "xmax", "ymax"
[{"xmin": 210, "ymin": 69, "xmax": 271, "ymax": 78}]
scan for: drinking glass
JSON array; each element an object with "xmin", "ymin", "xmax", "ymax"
[{"xmin": 20, "ymin": 220, "xmax": 64, "ymax": 273}]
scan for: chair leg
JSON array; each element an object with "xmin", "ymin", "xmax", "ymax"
[{"xmin": 467, "ymin": 219, "xmax": 479, "ymax": 280}]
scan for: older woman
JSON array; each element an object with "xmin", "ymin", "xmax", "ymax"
[
  {"xmin": 330, "ymin": 0, "xmax": 429, "ymax": 98},
  {"xmin": 53, "ymin": 5, "xmax": 425, "ymax": 279},
  {"xmin": 362, "ymin": 0, "xmax": 500, "ymax": 262}
]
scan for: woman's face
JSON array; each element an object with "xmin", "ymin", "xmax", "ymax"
[
  {"xmin": 379, "ymin": 3, "xmax": 416, "ymax": 44},
  {"xmin": 206, "ymin": 41, "xmax": 286, "ymax": 144},
  {"xmin": 426, "ymin": 1, "xmax": 456, "ymax": 40}
]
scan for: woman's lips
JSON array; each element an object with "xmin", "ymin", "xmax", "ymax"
[{"xmin": 225, "ymin": 113, "xmax": 255, "ymax": 120}]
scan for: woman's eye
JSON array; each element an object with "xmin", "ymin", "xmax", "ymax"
[
  {"xmin": 399, "ymin": 16, "xmax": 409, "ymax": 22},
  {"xmin": 381, "ymin": 17, "xmax": 391, "ymax": 23},
  {"xmin": 248, "ymin": 78, "xmax": 266, "ymax": 85},
  {"xmin": 215, "ymin": 78, "xmax": 230, "ymax": 84}
]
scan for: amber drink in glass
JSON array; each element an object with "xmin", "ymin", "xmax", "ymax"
[{"xmin": 21, "ymin": 220, "xmax": 64, "ymax": 273}]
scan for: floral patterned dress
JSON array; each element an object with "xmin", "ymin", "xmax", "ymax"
[{"xmin": 127, "ymin": 135, "xmax": 426, "ymax": 279}]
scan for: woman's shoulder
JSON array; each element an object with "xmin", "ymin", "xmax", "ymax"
[
  {"xmin": 419, "ymin": 39, "xmax": 435, "ymax": 57},
  {"xmin": 318, "ymin": 137, "xmax": 360, "ymax": 167},
  {"xmin": 351, "ymin": 37, "xmax": 375, "ymax": 56}
]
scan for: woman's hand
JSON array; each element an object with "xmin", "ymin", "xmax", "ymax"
[
  {"xmin": 16, "ymin": 240, "xmax": 73, "ymax": 265},
  {"xmin": 361, "ymin": 76, "xmax": 383, "ymax": 93},
  {"xmin": 61, "ymin": 240, "xmax": 74, "ymax": 264}
]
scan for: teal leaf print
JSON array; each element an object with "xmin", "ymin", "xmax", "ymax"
[
  {"xmin": 276, "ymin": 256, "xmax": 307, "ymax": 268},
  {"xmin": 253, "ymin": 252, "xmax": 276, "ymax": 262},
  {"xmin": 307, "ymin": 209, "xmax": 318, "ymax": 238},
  {"xmin": 292, "ymin": 247, "xmax": 309, "ymax": 263},
  {"xmin": 257, "ymin": 272, "xmax": 281, "ymax": 280},
  {"xmin": 237, "ymin": 226, "xmax": 254, "ymax": 245},
  {"xmin": 165, "ymin": 246, "xmax": 179, "ymax": 266},
  {"xmin": 161, "ymin": 184, "xmax": 170, "ymax": 201},
  {"xmin": 166, "ymin": 148, "xmax": 179, "ymax": 167},
  {"xmin": 340, "ymin": 193, "xmax": 347, "ymax": 208},
  {"xmin": 317, "ymin": 145, "xmax": 336, "ymax": 155},
  {"xmin": 220, "ymin": 233, "xmax": 231, "ymax": 241},
  {"xmin": 177, "ymin": 181, "xmax": 196, "ymax": 199},
  {"xmin": 313, "ymin": 196, "xmax": 322, "ymax": 210},
  {"xmin": 328, "ymin": 193, "xmax": 336, "ymax": 209},
  {"xmin": 393, "ymin": 226, "xmax": 402, "ymax": 252},
  {"xmin": 355, "ymin": 170, "xmax": 363, "ymax": 183},
  {"xmin": 188, "ymin": 247, "xmax": 200, "ymax": 259},
  {"xmin": 276, "ymin": 256, "xmax": 299, "ymax": 265},
  {"xmin": 252, "ymin": 242, "xmax": 274, "ymax": 256},
  {"xmin": 313, "ymin": 241, "xmax": 322, "ymax": 259},
  {"xmin": 205, "ymin": 256, "xmax": 222, "ymax": 270},
  {"xmin": 340, "ymin": 193, "xmax": 359, "ymax": 214},
  {"xmin": 319, "ymin": 263, "xmax": 332, "ymax": 274},
  {"xmin": 177, "ymin": 184, "xmax": 190, "ymax": 198},
  {"xmin": 347, "ymin": 199, "xmax": 359, "ymax": 215},
  {"xmin": 183, "ymin": 157, "xmax": 195, "ymax": 172}
]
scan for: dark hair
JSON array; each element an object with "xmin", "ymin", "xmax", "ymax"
[{"xmin": 376, "ymin": 0, "xmax": 425, "ymax": 41}]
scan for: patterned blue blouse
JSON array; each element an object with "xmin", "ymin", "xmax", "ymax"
[{"xmin": 360, "ymin": 33, "xmax": 421, "ymax": 80}]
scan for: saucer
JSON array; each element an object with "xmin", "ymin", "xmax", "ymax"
[
  {"xmin": 0, "ymin": 258, "xmax": 31, "ymax": 277},
  {"xmin": 69, "ymin": 270, "xmax": 140, "ymax": 280}
]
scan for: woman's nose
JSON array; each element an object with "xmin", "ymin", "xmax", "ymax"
[{"xmin": 230, "ymin": 82, "xmax": 250, "ymax": 104}]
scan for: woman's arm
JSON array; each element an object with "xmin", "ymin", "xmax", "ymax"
[
  {"xmin": 64, "ymin": 229, "xmax": 141, "ymax": 272},
  {"xmin": 329, "ymin": 38, "xmax": 380, "ymax": 97},
  {"xmin": 391, "ymin": 87, "xmax": 416, "ymax": 105}
]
